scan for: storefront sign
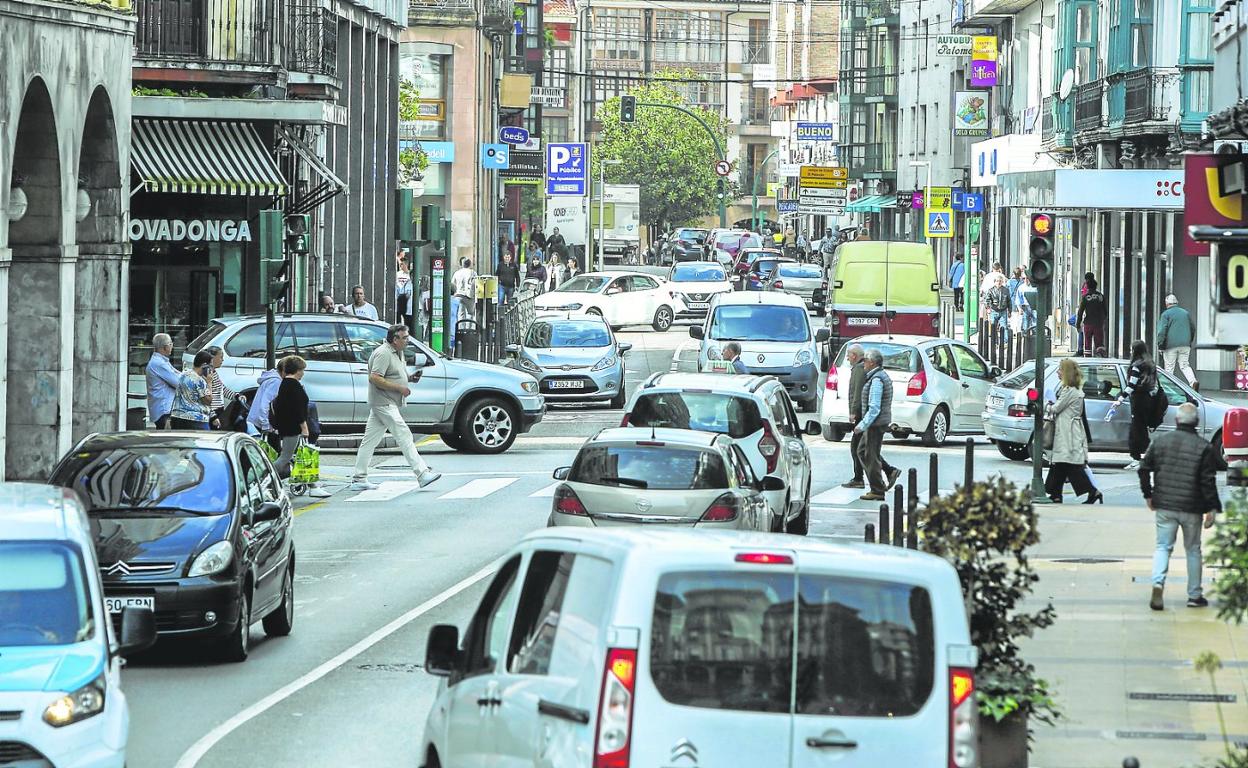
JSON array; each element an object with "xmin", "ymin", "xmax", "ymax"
[
  {"xmin": 935, "ymin": 35, "xmax": 973, "ymax": 56},
  {"xmin": 970, "ymin": 60, "xmax": 998, "ymax": 87},
  {"xmin": 128, "ymin": 218, "xmax": 253, "ymax": 242},
  {"xmin": 925, "ymin": 186, "xmax": 953, "ymax": 239},
  {"xmin": 795, "ymin": 122, "xmax": 836, "ymax": 142},
  {"xmin": 953, "ymin": 91, "xmax": 990, "ymax": 137},
  {"xmin": 972, "ymin": 36, "xmax": 998, "ymax": 60},
  {"xmin": 1185, "ymin": 153, "xmax": 1246, "ymax": 256}
]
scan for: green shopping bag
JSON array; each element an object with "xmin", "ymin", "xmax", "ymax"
[
  {"xmin": 260, "ymin": 439, "xmax": 279, "ymax": 462},
  {"xmin": 291, "ymin": 442, "xmax": 320, "ymax": 484}
]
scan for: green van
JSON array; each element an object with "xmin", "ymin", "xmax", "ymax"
[{"xmin": 821, "ymin": 240, "xmax": 940, "ymax": 355}]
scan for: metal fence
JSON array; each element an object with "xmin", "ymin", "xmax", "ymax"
[
  {"xmin": 976, "ymin": 317, "xmax": 1036, "ymax": 374},
  {"xmin": 455, "ymin": 288, "xmax": 538, "ymax": 362}
]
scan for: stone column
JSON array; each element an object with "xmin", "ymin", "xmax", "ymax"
[{"xmin": 73, "ymin": 244, "xmax": 130, "ymax": 441}]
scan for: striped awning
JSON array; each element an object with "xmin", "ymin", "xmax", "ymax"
[
  {"xmin": 846, "ymin": 194, "xmax": 891, "ymax": 213},
  {"xmin": 131, "ymin": 119, "xmax": 287, "ymax": 196}
]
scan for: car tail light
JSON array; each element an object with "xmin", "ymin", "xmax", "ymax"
[
  {"xmin": 758, "ymin": 422, "xmax": 780, "ymax": 474},
  {"xmin": 908, "ymin": 370, "xmax": 928, "ymax": 396},
  {"xmin": 1006, "ymin": 404, "xmax": 1029, "ymax": 418},
  {"xmin": 553, "ymin": 485, "xmax": 588, "ymax": 516},
  {"xmin": 594, "ymin": 648, "xmax": 637, "ymax": 768},
  {"xmin": 735, "ymin": 552, "xmax": 793, "ymax": 565},
  {"xmin": 619, "ymin": 412, "xmax": 631, "ymax": 426},
  {"xmin": 949, "ymin": 667, "xmax": 977, "ymax": 768},
  {"xmin": 700, "ymin": 493, "xmax": 740, "ymax": 522},
  {"xmin": 826, "ymin": 365, "xmax": 839, "ymax": 392}
]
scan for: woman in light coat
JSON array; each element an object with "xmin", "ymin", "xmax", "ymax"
[{"xmin": 1043, "ymin": 358, "xmax": 1104, "ymax": 504}]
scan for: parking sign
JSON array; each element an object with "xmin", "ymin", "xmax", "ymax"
[{"xmin": 546, "ymin": 142, "xmax": 588, "ymax": 196}]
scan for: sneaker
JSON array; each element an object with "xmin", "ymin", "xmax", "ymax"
[
  {"xmin": 842, "ymin": 478, "xmax": 865, "ymax": 489},
  {"xmin": 1124, "ymin": 460, "xmax": 1141, "ymax": 471},
  {"xmin": 860, "ymin": 491, "xmax": 886, "ymax": 501},
  {"xmin": 349, "ymin": 479, "xmax": 380, "ymax": 491},
  {"xmin": 1187, "ymin": 596, "xmax": 1209, "ymax": 608},
  {"xmin": 886, "ymin": 468, "xmax": 901, "ymax": 489},
  {"xmin": 307, "ymin": 485, "xmax": 333, "ymax": 498},
  {"xmin": 418, "ymin": 470, "xmax": 442, "ymax": 489},
  {"xmin": 1150, "ymin": 586, "xmax": 1164, "ymax": 611}
]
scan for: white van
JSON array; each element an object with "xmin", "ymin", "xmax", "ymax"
[{"xmin": 419, "ymin": 528, "xmax": 978, "ymax": 768}]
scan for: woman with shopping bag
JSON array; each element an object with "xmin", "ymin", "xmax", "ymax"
[
  {"xmin": 1043, "ymin": 358, "xmax": 1104, "ymax": 504},
  {"xmin": 270, "ymin": 355, "xmax": 309, "ymax": 479}
]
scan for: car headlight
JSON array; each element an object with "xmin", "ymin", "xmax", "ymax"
[
  {"xmin": 44, "ymin": 675, "xmax": 105, "ymax": 727},
  {"xmin": 794, "ymin": 349, "xmax": 813, "ymax": 366},
  {"xmin": 188, "ymin": 540, "xmax": 234, "ymax": 578},
  {"xmin": 521, "ymin": 381, "xmax": 539, "ymax": 393},
  {"xmin": 559, "ymin": 303, "xmax": 583, "ymax": 311},
  {"xmin": 592, "ymin": 352, "xmax": 618, "ymax": 372},
  {"xmin": 518, "ymin": 356, "xmax": 542, "ymax": 373}
]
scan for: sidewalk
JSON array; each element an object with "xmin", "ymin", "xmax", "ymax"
[{"xmin": 1027, "ymin": 503, "xmax": 1248, "ymax": 767}]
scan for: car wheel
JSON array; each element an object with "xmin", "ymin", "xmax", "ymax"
[
  {"xmin": 652, "ymin": 305, "xmax": 674, "ymax": 332},
  {"xmin": 457, "ymin": 397, "xmax": 518, "ymax": 454},
  {"xmin": 823, "ymin": 423, "xmax": 844, "ymax": 442},
  {"xmin": 262, "ymin": 564, "xmax": 294, "ymax": 637},
  {"xmin": 440, "ymin": 432, "xmax": 465, "ymax": 450},
  {"xmin": 921, "ymin": 407, "xmax": 949, "ymax": 447},
  {"xmin": 609, "ymin": 382, "xmax": 627, "ymax": 409},
  {"xmin": 1211, "ymin": 430, "xmax": 1229, "ymax": 472},
  {"xmin": 216, "ymin": 587, "xmax": 251, "ymax": 663},
  {"xmin": 996, "ymin": 440, "xmax": 1031, "ymax": 461}
]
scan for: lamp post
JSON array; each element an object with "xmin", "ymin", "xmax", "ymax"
[
  {"xmin": 597, "ymin": 159, "xmax": 623, "ymax": 272},
  {"xmin": 909, "ymin": 159, "xmax": 932, "ymax": 243},
  {"xmin": 752, "ymin": 147, "xmax": 779, "ymax": 233}
]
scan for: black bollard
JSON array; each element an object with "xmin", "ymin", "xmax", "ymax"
[
  {"xmin": 907, "ymin": 467, "xmax": 919, "ymax": 509},
  {"xmin": 964, "ymin": 438, "xmax": 975, "ymax": 491},
  {"xmin": 893, "ymin": 484, "xmax": 904, "ymax": 541},
  {"xmin": 864, "ymin": 523, "xmax": 876, "ymax": 543},
  {"xmin": 893, "ymin": 500, "xmax": 904, "ymax": 547},
  {"xmin": 878, "ymin": 504, "xmax": 889, "ymax": 545},
  {"xmin": 1122, "ymin": 759, "xmax": 1140, "ymax": 768},
  {"xmin": 907, "ymin": 498, "xmax": 919, "ymax": 549},
  {"xmin": 929, "ymin": 452, "xmax": 939, "ymax": 504}
]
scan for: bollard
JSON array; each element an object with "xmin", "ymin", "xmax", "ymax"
[
  {"xmin": 893, "ymin": 484, "xmax": 904, "ymax": 538},
  {"xmin": 907, "ymin": 467, "xmax": 919, "ymax": 509},
  {"xmin": 964, "ymin": 437, "xmax": 975, "ymax": 491},
  {"xmin": 929, "ymin": 452, "xmax": 939, "ymax": 504},
  {"xmin": 1122, "ymin": 759, "xmax": 1140, "ymax": 768},
  {"xmin": 878, "ymin": 504, "xmax": 890, "ymax": 545},
  {"xmin": 893, "ymin": 500, "xmax": 904, "ymax": 547},
  {"xmin": 864, "ymin": 523, "xmax": 876, "ymax": 543},
  {"xmin": 907, "ymin": 497, "xmax": 919, "ymax": 549}
]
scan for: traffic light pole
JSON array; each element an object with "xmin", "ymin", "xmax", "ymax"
[
  {"xmin": 265, "ymin": 307, "xmax": 276, "ymax": 371},
  {"xmin": 752, "ymin": 148, "xmax": 779, "ymax": 233},
  {"xmin": 1031, "ymin": 283, "xmax": 1049, "ymax": 502},
  {"xmin": 636, "ymin": 102, "xmax": 727, "ymax": 228}
]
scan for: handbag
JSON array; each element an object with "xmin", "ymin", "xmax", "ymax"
[
  {"xmin": 291, "ymin": 441, "xmax": 320, "ymax": 484},
  {"xmin": 1041, "ymin": 417, "xmax": 1055, "ymax": 451}
]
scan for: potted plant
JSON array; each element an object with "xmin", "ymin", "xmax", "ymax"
[
  {"xmin": 918, "ymin": 475, "xmax": 1060, "ymax": 767},
  {"xmin": 398, "ymin": 77, "xmax": 430, "ymax": 192}
]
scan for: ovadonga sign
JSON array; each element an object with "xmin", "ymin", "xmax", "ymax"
[{"xmin": 129, "ymin": 218, "xmax": 253, "ymax": 242}]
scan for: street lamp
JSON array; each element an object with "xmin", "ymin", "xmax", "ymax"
[{"xmin": 597, "ymin": 159, "xmax": 623, "ymax": 272}]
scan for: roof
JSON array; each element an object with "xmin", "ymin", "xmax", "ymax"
[
  {"xmin": 712, "ymin": 290, "xmax": 808, "ymax": 307},
  {"xmin": 590, "ymin": 427, "xmax": 722, "ymax": 448},
  {"xmin": 642, "ymin": 372, "xmax": 773, "ymax": 394},
  {"xmin": 74, "ymin": 430, "xmax": 241, "ymax": 451},
  {"xmin": 212, "ymin": 312, "xmax": 389, "ymax": 327},
  {"xmin": 850, "ymin": 334, "xmax": 952, "ymax": 347},
  {"xmin": 0, "ymin": 483, "xmax": 84, "ymax": 542},
  {"xmin": 543, "ymin": 0, "xmax": 576, "ymax": 19}
]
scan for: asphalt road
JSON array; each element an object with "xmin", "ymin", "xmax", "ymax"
[{"xmin": 121, "ymin": 320, "xmax": 1160, "ymax": 768}]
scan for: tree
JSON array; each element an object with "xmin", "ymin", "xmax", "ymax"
[{"xmin": 592, "ymin": 72, "xmax": 736, "ymax": 236}]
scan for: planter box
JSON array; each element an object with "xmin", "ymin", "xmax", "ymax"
[{"xmin": 979, "ymin": 710, "xmax": 1028, "ymax": 768}]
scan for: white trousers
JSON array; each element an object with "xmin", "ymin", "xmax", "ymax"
[
  {"xmin": 352, "ymin": 403, "xmax": 429, "ymax": 479},
  {"xmin": 1161, "ymin": 346, "xmax": 1196, "ymax": 386}
]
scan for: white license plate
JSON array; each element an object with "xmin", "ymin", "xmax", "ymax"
[
  {"xmin": 990, "ymin": 395, "xmax": 1005, "ymax": 409},
  {"xmin": 689, "ymin": 302, "xmax": 709, "ymax": 310},
  {"xmin": 847, "ymin": 317, "xmax": 880, "ymax": 326},
  {"xmin": 547, "ymin": 380, "xmax": 584, "ymax": 389},
  {"xmin": 105, "ymin": 595, "xmax": 154, "ymax": 614}
]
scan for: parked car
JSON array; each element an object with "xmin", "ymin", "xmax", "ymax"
[
  {"xmin": 420, "ymin": 528, "xmax": 978, "ymax": 768},
  {"xmin": 767, "ymin": 260, "xmax": 828, "ymax": 315},
  {"xmin": 661, "ymin": 227, "xmax": 709, "ymax": 265},
  {"xmin": 821, "ymin": 335, "xmax": 1000, "ymax": 446},
  {"xmin": 824, "ymin": 240, "xmax": 941, "ymax": 356},
  {"xmin": 983, "ymin": 357, "xmax": 1233, "ymax": 466},
  {"xmin": 691, "ymin": 291, "xmax": 829, "ymax": 412},
  {"xmin": 504, "ymin": 315, "xmax": 632, "ymax": 408},
  {"xmin": 548, "ymin": 427, "xmax": 779, "ymax": 530},
  {"xmin": 623, "ymin": 372, "xmax": 821, "ymax": 533},
  {"xmin": 534, "ymin": 271, "xmax": 676, "ymax": 332},
  {"xmin": 186, "ymin": 313, "xmax": 543, "ymax": 454},
  {"xmin": 666, "ymin": 261, "xmax": 733, "ymax": 319},
  {"xmin": 0, "ymin": 483, "xmax": 156, "ymax": 768},
  {"xmin": 742, "ymin": 255, "xmax": 792, "ymax": 292},
  {"xmin": 731, "ymin": 246, "xmax": 784, "ymax": 286},
  {"xmin": 50, "ymin": 431, "xmax": 295, "ymax": 662}
]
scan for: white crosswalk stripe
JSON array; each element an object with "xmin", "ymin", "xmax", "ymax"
[
  {"xmin": 529, "ymin": 482, "xmax": 561, "ymax": 498},
  {"xmin": 437, "ymin": 477, "xmax": 518, "ymax": 500},
  {"xmin": 344, "ymin": 482, "xmax": 423, "ymax": 503}
]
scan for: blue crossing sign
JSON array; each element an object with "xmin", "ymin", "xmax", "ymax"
[{"xmin": 927, "ymin": 211, "xmax": 952, "ymax": 235}]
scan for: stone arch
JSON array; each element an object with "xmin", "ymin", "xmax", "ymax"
[
  {"xmin": 8, "ymin": 77, "xmax": 62, "ymax": 246},
  {"xmin": 77, "ymin": 85, "xmax": 123, "ymax": 245}
]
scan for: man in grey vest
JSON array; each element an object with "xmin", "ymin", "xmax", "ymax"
[
  {"xmin": 843, "ymin": 344, "xmax": 899, "ymax": 490},
  {"xmin": 853, "ymin": 348, "xmax": 894, "ymax": 501}
]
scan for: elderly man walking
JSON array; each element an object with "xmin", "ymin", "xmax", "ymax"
[
  {"xmin": 145, "ymin": 333, "xmax": 181, "ymax": 429},
  {"xmin": 1138, "ymin": 402, "xmax": 1221, "ymax": 610},
  {"xmin": 842, "ymin": 345, "xmax": 899, "ymax": 491},
  {"xmin": 1156, "ymin": 293, "xmax": 1198, "ymax": 388},
  {"xmin": 853, "ymin": 348, "xmax": 897, "ymax": 501}
]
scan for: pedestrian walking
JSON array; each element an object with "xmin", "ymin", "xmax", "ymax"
[
  {"xmin": 145, "ymin": 332, "xmax": 181, "ymax": 429},
  {"xmin": 948, "ymin": 254, "xmax": 966, "ymax": 311},
  {"xmin": 547, "ymin": 227, "xmax": 567, "ymax": 260},
  {"xmin": 204, "ymin": 346, "xmax": 236, "ymax": 429},
  {"xmin": 449, "ymin": 257, "xmax": 477, "ymax": 355},
  {"xmin": 979, "ymin": 262, "xmax": 1005, "ymax": 301},
  {"xmin": 170, "ymin": 351, "xmax": 214, "ymax": 430},
  {"xmin": 842, "ymin": 344, "xmax": 900, "ymax": 491},
  {"xmin": 497, "ymin": 251, "xmax": 520, "ymax": 303},
  {"xmin": 525, "ymin": 256, "xmax": 547, "ymax": 295},
  {"xmin": 1015, "ymin": 273, "xmax": 1038, "ymax": 336},
  {"xmin": 1076, "ymin": 278, "xmax": 1107, "ymax": 356},
  {"xmin": 320, "ymin": 294, "xmax": 340, "ymax": 313},
  {"xmin": 722, "ymin": 342, "xmax": 749, "ymax": 374},
  {"xmin": 270, "ymin": 355, "xmax": 309, "ymax": 478},
  {"xmin": 818, "ymin": 229, "xmax": 838, "ymax": 270},
  {"xmin": 349, "ymin": 324, "xmax": 441, "ymax": 490},
  {"xmin": 345, "ymin": 285, "xmax": 379, "ymax": 321},
  {"xmin": 547, "ymin": 254, "xmax": 564, "ymax": 291},
  {"xmin": 986, "ymin": 274, "xmax": 1012, "ymax": 345},
  {"xmin": 796, "ymin": 231, "xmax": 809, "ymax": 262},
  {"xmin": 1156, "ymin": 293, "xmax": 1198, "ymax": 388},
  {"xmin": 531, "ymin": 224, "xmax": 547, "ymax": 252},
  {"xmin": 1043, "ymin": 358, "xmax": 1104, "ymax": 504},
  {"xmin": 1138, "ymin": 402, "xmax": 1221, "ymax": 610},
  {"xmin": 1118, "ymin": 339, "xmax": 1165, "ymax": 471},
  {"xmin": 853, "ymin": 348, "xmax": 896, "ymax": 501},
  {"xmin": 246, "ymin": 359, "xmax": 285, "ymax": 445},
  {"xmin": 396, "ymin": 252, "xmax": 414, "ymax": 327},
  {"xmin": 565, "ymin": 258, "xmax": 580, "ymax": 280}
]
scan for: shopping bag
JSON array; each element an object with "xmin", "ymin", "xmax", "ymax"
[
  {"xmin": 260, "ymin": 438, "xmax": 279, "ymax": 463},
  {"xmin": 291, "ymin": 442, "xmax": 320, "ymax": 484}
]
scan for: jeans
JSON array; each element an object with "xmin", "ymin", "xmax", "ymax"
[
  {"xmin": 991, "ymin": 310, "xmax": 1011, "ymax": 344},
  {"xmin": 500, "ymin": 285, "xmax": 516, "ymax": 304},
  {"xmin": 1161, "ymin": 346, "xmax": 1196, "ymax": 386},
  {"xmin": 952, "ymin": 287, "xmax": 964, "ymax": 311},
  {"xmin": 1152, "ymin": 508, "xmax": 1203, "ymax": 599},
  {"xmin": 352, "ymin": 403, "xmax": 430, "ymax": 480}
]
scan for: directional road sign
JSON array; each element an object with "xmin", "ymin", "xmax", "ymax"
[
  {"xmin": 546, "ymin": 142, "xmax": 588, "ymax": 196},
  {"xmin": 799, "ymin": 187, "xmax": 847, "ymax": 200},
  {"xmin": 799, "ymin": 166, "xmax": 849, "ymax": 189}
]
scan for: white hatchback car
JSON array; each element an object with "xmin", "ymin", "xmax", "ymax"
[
  {"xmin": 420, "ymin": 528, "xmax": 979, "ymax": 768},
  {"xmin": 534, "ymin": 271, "xmax": 677, "ymax": 331}
]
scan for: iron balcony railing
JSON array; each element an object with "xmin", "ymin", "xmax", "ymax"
[
  {"xmin": 1123, "ymin": 67, "xmax": 1181, "ymax": 124},
  {"xmin": 1074, "ymin": 79, "xmax": 1105, "ymax": 132},
  {"xmin": 287, "ymin": 2, "xmax": 337, "ymax": 76},
  {"xmin": 136, "ymin": 0, "xmax": 281, "ymax": 65},
  {"xmin": 407, "ymin": 0, "xmax": 510, "ymax": 30}
]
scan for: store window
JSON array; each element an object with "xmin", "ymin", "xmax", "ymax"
[{"xmin": 399, "ymin": 46, "xmax": 450, "ymax": 141}]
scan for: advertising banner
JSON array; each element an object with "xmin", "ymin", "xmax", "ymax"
[
  {"xmin": 1184, "ymin": 153, "xmax": 1247, "ymax": 256},
  {"xmin": 953, "ymin": 91, "xmax": 990, "ymax": 137}
]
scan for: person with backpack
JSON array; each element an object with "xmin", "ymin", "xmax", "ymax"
[
  {"xmin": 1117, "ymin": 340, "xmax": 1165, "ymax": 471},
  {"xmin": 1076, "ymin": 278, "xmax": 1107, "ymax": 357}
]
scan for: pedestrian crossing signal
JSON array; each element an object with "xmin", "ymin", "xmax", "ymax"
[{"xmin": 927, "ymin": 212, "xmax": 950, "ymax": 235}]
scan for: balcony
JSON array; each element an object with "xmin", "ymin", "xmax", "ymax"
[
  {"xmin": 286, "ymin": 2, "xmax": 337, "ymax": 78},
  {"xmin": 408, "ymin": 0, "xmax": 511, "ymax": 30},
  {"xmin": 865, "ymin": 65, "xmax": 898, "ymax": 100},
  {"xmin": 1074, "ymin": 79, "xmax": 1105, "ymax": 133},
  {"xmin": 1122, "ymin": 67, "xmax": 1180, "ymax": 125},
  {"xmin": 846, "ymin": 145, "xmax": 896, "ymax": 177},
  {"xmin": 136, "ymin": 0, "xmax": 281, "ymax": 67}
]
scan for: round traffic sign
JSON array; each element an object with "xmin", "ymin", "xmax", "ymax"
[{"xmin": 714, "ymin": 160, "xmax": 731, "ymax": 177}]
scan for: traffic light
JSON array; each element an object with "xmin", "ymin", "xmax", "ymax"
[
  {"xmin": 262, "ymin": 257, "xmax": 290, "ymax": 305},
  {"xmin": 1028, "ymin": 212, "xmax": 1055, "ymax": 285},
  {"xmin": 620, "ymin": 95, "xmax": 636, "ymax": 124},
  {"xmin": 285, "ymin": 214, "xmax": 310, "ymax": 254}
]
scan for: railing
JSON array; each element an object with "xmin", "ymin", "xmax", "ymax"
[
  {"xmin": 1041, "ymin": 95, "xmax": 1055, "ymax": 139},
  {"xmin": 407, "ymin": 0, "xmax": 482, "ymax": 27},
  {"xmin": 866, "ymin": 65, "xmax": 898, "ymax": 98},
  {"xmin": 849, "ymin": 146, "xmax": 896, "ymax": 175},
  {"xmin": 745, "ymin": 43, "xmax": 770, "ymax": 65},
  {"xmin": 287, "ymin": 2, "xmax": 337, "ymax": 77},
  {"xmin": 482, "ymin": 0, "xmax": 514, "ymax": 32},
  {"xmin": 1123, "ymin": 67, "xmax": 1180, "ymax": 124},
  {"xmin": 135, "ymin": 0, "xmax": 280, "ymax": 64},
  {"xmin": 1074, "ymin": 79, "xmax": 1105, "ymax": 131},
  {"xmin": 469, "ymin": 287, "xmax": 538, "ymax": 363}
]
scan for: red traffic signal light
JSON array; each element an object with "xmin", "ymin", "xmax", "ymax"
[
  {"xmin": 1029, "ymin": 212, "xmax": 1055, "ymax": 285},
  {"xmin": 1030, "ymin": 213, "xmax": 1054, "ymax": 237}
]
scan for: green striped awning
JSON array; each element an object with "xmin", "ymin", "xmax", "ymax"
[
  {"xmin": 846, "ymin": 194, "xmax": 891, "ymax": 213},
  {"xmin": 131, "ymin": 119, "xmax": 287, "ymax": 196}
]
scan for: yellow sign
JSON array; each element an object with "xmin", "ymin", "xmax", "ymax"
[
  {"xmin": 799, "ymin": 166, "xmax": 849, "ymax": 189},
  {"xmin": 927, "ymin": 186, "xmax": 952, "ymax": 210},
  {"xmin": 499, "ymin": 73, "xmax": 533, "ymax": 109},
  {"xmin": 925, "ymin": 186, "xmax": 954, "ymax": 239},
  {"xmin": 972, "ymin": 36, "xmax": 998, "ymax": 61},
  {"xmin": 767, "ymin": 182, "xmax": 781, "ymax": 198}
]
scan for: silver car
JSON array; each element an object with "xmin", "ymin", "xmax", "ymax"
[
  {"xmin": 505, "ymin": 315, "xmax": 632, "ymax": 407},
  {"xmin": 186, "ymin": 314, "xmax": 544, "ymax": 453},
  {"xmin": 983, "ymin": 358, "xmax": 1233, "ymax": 466},
  {"xmin": 765, "ymin": 260, "xmax": 828, "ymax": 315},
  {"xmin": 821, "ymin": 335, "xmax": 1001, "ymax": 446}
]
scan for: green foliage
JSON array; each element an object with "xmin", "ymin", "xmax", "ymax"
[
  {"xmin": 918, "ymin": 476, "xmax": 1060, "ymax": 726},
  {"xmin": 1190, "ymin": 652, "xmax": 1248, "ymax": 767},
  {"xmin": 593, "ymin": 71, "xmax": 737, "ymax": 233},
  {"xmin": 132, "ymin": 86, "xmax": 208, "ymax": 98},
  {"xmin": 397, "ymin": 77, "xmax": 430, "ymax": 182},
  {"xmin": 1208, "ymin": 465, "xmax": 1248, "ymax": 624}
]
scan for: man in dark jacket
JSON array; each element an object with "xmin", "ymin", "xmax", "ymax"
[
  {"xmin": 1076, "ymin": 278, "xmax": 1107, "ymax": 357},
  {"xmin": 853, "ymin": 348, "xmax": 899, "ymax": 501},
  {"xmin": 842, "ymin": 344, "xmax": 898, "ymax": 490},
  {"xmin": 1138, "ymin": 403, "xmax": 1221, "ymax": 610},
  {"xmin": 497, "ymin": 251, "xmax": 521, "ymax": 303}
]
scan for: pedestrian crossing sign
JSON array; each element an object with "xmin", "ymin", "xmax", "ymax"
[{"xmin": 926, "ymin": 211, "xmax": 953, "ymax": 239}]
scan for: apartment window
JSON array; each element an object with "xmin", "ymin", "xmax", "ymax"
[
  {"xmin": 919, "ymin": 20, "xmax": 929, "ymax": 68},
  {"xmin": 910, "ymin": 106, "xmax": 917, "ymax": 155},
  {"xmin": 546, "ymin": 48, "xmax": 569, "ymax": 93},
  {"xmin": 918, "ymin": 105, "xmax": 927, "ymax": 153},
  {"xmin": 655, "ymin": 11, "xmax": 724, "ymax": 64},
  {"xmin": 542, "ymin": 117, "xmax": 569, "ymax": 143},
  {"xmin": 1184, "ymin": 70, "xmax": 1211, "ymax": 114},
  {"xmin": 748, "ymin": 19, "xmax": 770, "ymax": 64},
  {"xmin": 911, "ymin": 23, "xmax": 918, "ymax": 71},
  {"xmin": 589, "ymin": 71, "xmax": 643, "ymax": 119},
  {"xmin": 1183, "ymin": 0, "xmax": 1214, "ymax": 63},
  {"xmin": 1071, "ymin": 1, "xmax": 1099, "ymax": 83},
  {"xmin": 1131, "ymin": 0, "xmax": 1153, "ymax": 68},
  {"xmin": 592, "ymin": 9, "xmax": 643, "ymax": 61}
]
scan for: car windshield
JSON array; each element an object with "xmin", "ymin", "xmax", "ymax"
[
  {"xmin": 0, "ymin": 542, "xmax": 94, "ymax": 647},
  {"xmin": 677, "ymin": 229, "xmax": 708, "ymax": 243},
  {"xmin": 999, "ymin": 361, "xmax": 1038, "ymax": 389},
  {"xmin": 52, "ymin": 447, "xmax": 234, "ymax": 515},
  {"xmin": 710, "ymin": 305, "xmax": 810, "ymax": 342},
  {"xmin": 778, "ymin": 263, "xmax": 823, "ymax": 279},
  {"xmin": 834, "ymin": 342, "xmax": 921, "ymax": 373},
  {"xmin": 525, "ymin": 320, "xmax": 611, "ymax": 348},
  {"xmin": 570, "ymin": 445, "xmax": 729, "ymax": 490},
  {"xmin": 672, "ymin": 264, "xmax": 726, "ymax": 282},
  {"xmin": 628, "ymin": 392, "xmax": 764, "ymax": 439},
  {"xmin": 742, "ymin": 250, "xmax": 776, "ymax": 264},
  {"xmin": 753, "ymin": 259, "xmax": 783, "ymax": 274},
  {"xmin": 556, "ymin": 275, "xmax": 610, "ymax": 294}
]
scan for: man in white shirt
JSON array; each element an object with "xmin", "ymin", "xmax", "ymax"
[
  {"xmin": 345, "ymin": 285, "xmax": 379, "ymax": 321},
  {"xmin": 448, "ymin": 258, "xmax": 477, "ymax": 356}
]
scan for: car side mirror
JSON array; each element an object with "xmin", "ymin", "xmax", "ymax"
[
  {"xmin": 991, "ymin": 366, "xmax": 1003, "ymax": 379},
  {"xmin": 815, "ymin": 328, "xmax": 830, "ymax": 343},
  {"xmin": 689, "ymin": 326, "xmax": 705, "ymax": 340},
  {"xmin": 425, "ymin": 624, "xmax": 461, "ymax": 677},
  {"xmin": 504, "ymin": 344, "xmax": 521, "ymax": 355},
  {"xmin": 618, "ymin": 342, "xmax": 633, "ymax": 354},
  {"xmin": 606, "ymin": 287, "xmax": 621, "ymax": 295},
  {"xmin": 759, "ymin": 475, "xmax": 786, "ymax": 492},
  {"xmin": 804, "ymin": 419, "xmax": 822, "ymax": 436},
  {"xmin": 117, "ymin": 606, "xmax": 157, "ymax": 657},
  {"xmin": 253, "ymin": 501, "xmax": 283, "ymax": 524},
  {"xmin": 553, "ymin": 466, "xmax": 571, "ymax": 480}
]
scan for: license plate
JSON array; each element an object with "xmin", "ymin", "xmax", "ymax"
[
  {"xmin": 990, "ymin": 395, "xmax": 1005, "ymax": 409},
  {"xmin": 847, "ymin": 317, "xmax": 879, "ymax": 326},
  {"xmin": 547, "ymin": 380, "xmax": 584, "ymax": 389},
  {"xmin": 105, "ymin": 595, "xmax": 154, "ymax": 614},
  {"xmin": 689, "ymin": 302, "xmax": 708, "ymax": 310}
]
